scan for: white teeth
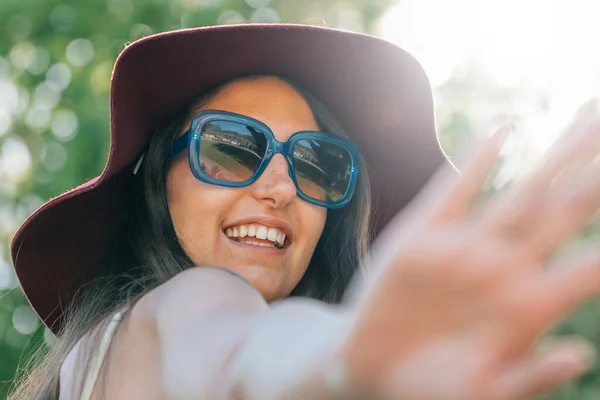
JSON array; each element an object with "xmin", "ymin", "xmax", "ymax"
[
  {"xmin": 267, "ymin": 228, "xmax": 278, "ymax": 242},
  {"xmin": 242, "ymin": 240, "xmax": 275, "ymax": 248},
  {"xmin": 244, "ymin": 241, "xmax": 275, "ymax": 248},
  {"xmin": 224, "ymin": 224, "xmax": 287, "ymax": 247},
  {"xmin": 256, "ymin": 226, "xmax": 268, "ymax": 240}
]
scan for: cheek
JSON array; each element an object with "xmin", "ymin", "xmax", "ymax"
[
  {"xmin": 298, "ymin": 203, "xmax": 327, "ymax": 250},
  {"xmin": 166, "ymin": 161, "xmax": 190, "ymax": 231},
  {"xmin": 166, "ymin": 163, "xmax": 226, "ymax": 253},
  {"xmin": 166, "ymin": 162, "xmax": 199, "ymax": 236}
]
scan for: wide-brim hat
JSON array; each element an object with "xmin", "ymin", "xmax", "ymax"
[{"xmin": 11, "ymin": 23, "xmax": 452, "ymax": 334}]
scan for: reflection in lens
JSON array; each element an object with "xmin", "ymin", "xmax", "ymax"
[
  {"xmin": 199, "ymin": 120, "xmax": 267, "ymax": 182},
  {"xmin": 292, "ymin": 139, "xmax": 352, "ymax": 202}
]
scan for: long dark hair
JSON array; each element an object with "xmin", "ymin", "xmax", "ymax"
[{"xmin": 9, "ymin": 74, "xmax": 372, "ymax": 399}]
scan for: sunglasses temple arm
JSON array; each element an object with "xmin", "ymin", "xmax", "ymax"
[{"xmin": 170, "ymin": 130, "xmax": 191, "ymax": 158}]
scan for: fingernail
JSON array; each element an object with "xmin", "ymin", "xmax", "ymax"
[
  {"xmin": 548, "ymin": 345, "xmax": 596, "ymax": 372},
  {"xmin": 575, "ymin": 342, "xmax": 597, "ymax": 368}
]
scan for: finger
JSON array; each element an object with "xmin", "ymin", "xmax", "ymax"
[
  {"xmin": 357, "ymin": 125, "xmax": 510, "ymax": 289},
  {"xmin": 520, "ymin": 164, "xmax": 600, "ymax": 260},
  {"xmin": 412, "ymin": 124, "xmax": 511, "ymax": 225},
  {"xmin": 490, "ymin": 339, "xmax": 595, "ymax": 400},
  {"xmin": 533, "ymin": 245, "xmax": 600, "ymax": 322},
  {"xmin": 479, "ymin": 117, "xmax": 600, "ymax": 239},
  {"xmin": 534, "ymin": 116, "xmax": 600, "ymax": 186}
]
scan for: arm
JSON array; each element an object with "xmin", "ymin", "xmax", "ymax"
[
  {"xmin": 138, "ymin": 267, "xmax": 350, "ymax": 400},
  {"xmin": 138, "ymin": 122, "xmax": 600, "ymax": 400}
]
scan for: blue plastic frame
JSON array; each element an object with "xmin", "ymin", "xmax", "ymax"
[{"xmin": 170, "ymin": 110, "xmax": 360, "ymax": 209}]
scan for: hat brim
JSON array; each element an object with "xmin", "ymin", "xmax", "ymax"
[{"xmin": 11, "ymin": 24, "xmax": 452, "ymax": 333}]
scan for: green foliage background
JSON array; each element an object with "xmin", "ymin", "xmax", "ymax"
[{"xmin": 0, "ymin": 0, "xmax": 599, "ymax": 398}]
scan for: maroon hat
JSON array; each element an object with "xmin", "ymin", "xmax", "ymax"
[{"xmin": 11, "ymin": 24, "xmax": 452, "ymax": 333}]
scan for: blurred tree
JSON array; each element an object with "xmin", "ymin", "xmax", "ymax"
[{"xmin": 2, "ymin": 0, "xmax": 600, "ymax": 399}]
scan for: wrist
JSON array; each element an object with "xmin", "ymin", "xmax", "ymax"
[
  {"xmin": 224, "ymin": 299, "xmax": 355, "ymax": 400},
  {"xmin": 307, "ymin": 308, "xmax": 355, "ymax": 400}
]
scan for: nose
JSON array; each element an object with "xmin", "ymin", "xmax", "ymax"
[{"xmin": 250, "ymin": 154, "xmax": 297, "ymax": 208}]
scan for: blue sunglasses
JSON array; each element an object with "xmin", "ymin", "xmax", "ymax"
[{"xmin": 170, "ymin": 110, "xmax": 360, "ymax": 209}]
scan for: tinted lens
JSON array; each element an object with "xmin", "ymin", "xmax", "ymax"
[
  {"xmin": 292, "ymin": 139, "xmax": 353, "ymax": 203},
  {"xmin": 199, "ymin": 120, "xmax": 267, "ymax": 182}
]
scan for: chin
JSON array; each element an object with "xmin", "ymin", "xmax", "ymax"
[{"xmin": 222, "ymin": 264, "xmax": 291, "ymax": 301}]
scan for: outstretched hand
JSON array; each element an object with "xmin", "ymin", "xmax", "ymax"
[{"xmin": 340, "ymin": 117, "xmax": 600, "ymax": 400}]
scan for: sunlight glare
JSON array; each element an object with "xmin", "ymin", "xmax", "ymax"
[{"xmin": 377, "ymin": 0, "xmax": 600, "ymax": 178}]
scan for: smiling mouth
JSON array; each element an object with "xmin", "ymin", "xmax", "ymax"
[{"xmin": 223, "ymin": 223, "xmax": 289, "ymax": 249}]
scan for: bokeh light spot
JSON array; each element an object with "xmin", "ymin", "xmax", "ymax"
[
  {"xmin": 0, "ymin": 136, "xmax": 31, "ymax": 181},
  {"xmin": 21, "ymin": 194, "xmax": 43, "ymax": 215},
  {"xmin": 0, "ymin": 109, "xmax": 12, "ymax": 137},
  {"xmin": 41, "ymin": 141, "xmax": 68, "ymax": 172},
  {"xmin": 249, "ymin": 7, "xmax": 280, "ymax": 23},
  {"xmin": 0, "ymin": 57, "xmax": 9, "ymax": 78},
  {"xmin": 25, "ymin": 105, "xmax": 51, "ymax": 132},
  {"xmin": 0, "ymin": 255, "xmax": 14, "ymax": 290},
  {"xmin": 9, "ymin": 41, "xmax": 35, "ymax": 71},
  {"xmin": 0, "ymin": 81, "xmax": 19, "ymax": 115},
  {"xmin": 245, "ymin": 0, "xmax": 271, "ymax": 8},
  {"xmin": 217, "ymin": 10, "xmax": 247, "ymax": 25},
  {"xmin": 5, "ymin": 327, "xmax": 28, "ymax": 349},
  {"xmin": 130, "ymin": 24, "xmax": 153, "ymax": 41},
  {"xmin": 33, "ymin": 82, "xmax": 61, "ymax": 110},
  {"xmin": 12, "ymin": 305, "xmax": 39, "ymax": 335},
  {"xmin": 51, "ymin": 109, "xmax": 78, "ymax": 142},
  {"xmin": 182, "ymin": 0, "xmax": 222, "ymax": 10},
  {"xmin": 26, "ymin": 47, "xmax": 50, "ymax": 75},
  {"xmin": 332, "ymin": 8, "xmax": 364, "ymax": 32},
  {"xmin": 46, "ymin": 63, "xmax": 72, "ymax": 92},
  {"xmin": 108, "ymin": 0, "xmax": 134, "ymax": 20},
  {"xmin": 66, "ymin": 39, "xmax": 95, "ymax": 67},
  {"xmin": 90, "ymin": 62, "xmax": 112, "ymax": 93},
  {"xmin": 44, "ymin": 327, "xmax": 57, "ymax": 347},
  {"xmin": 16, "ymin": 87, "xmax": 30, "ymax": 116}
]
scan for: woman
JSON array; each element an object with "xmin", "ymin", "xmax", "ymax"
[{"xmin": 9, "ymin": 24, "xmax": 600, "ymax": 400}]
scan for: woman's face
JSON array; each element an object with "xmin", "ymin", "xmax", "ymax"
[{"xmin": 166, "ymin": 76, "xmax": 327, "ymax": 302}]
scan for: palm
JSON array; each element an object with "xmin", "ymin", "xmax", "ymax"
[{"xmin": 341, "ymin": 119, "xmax": 600, "ymax": 400}]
